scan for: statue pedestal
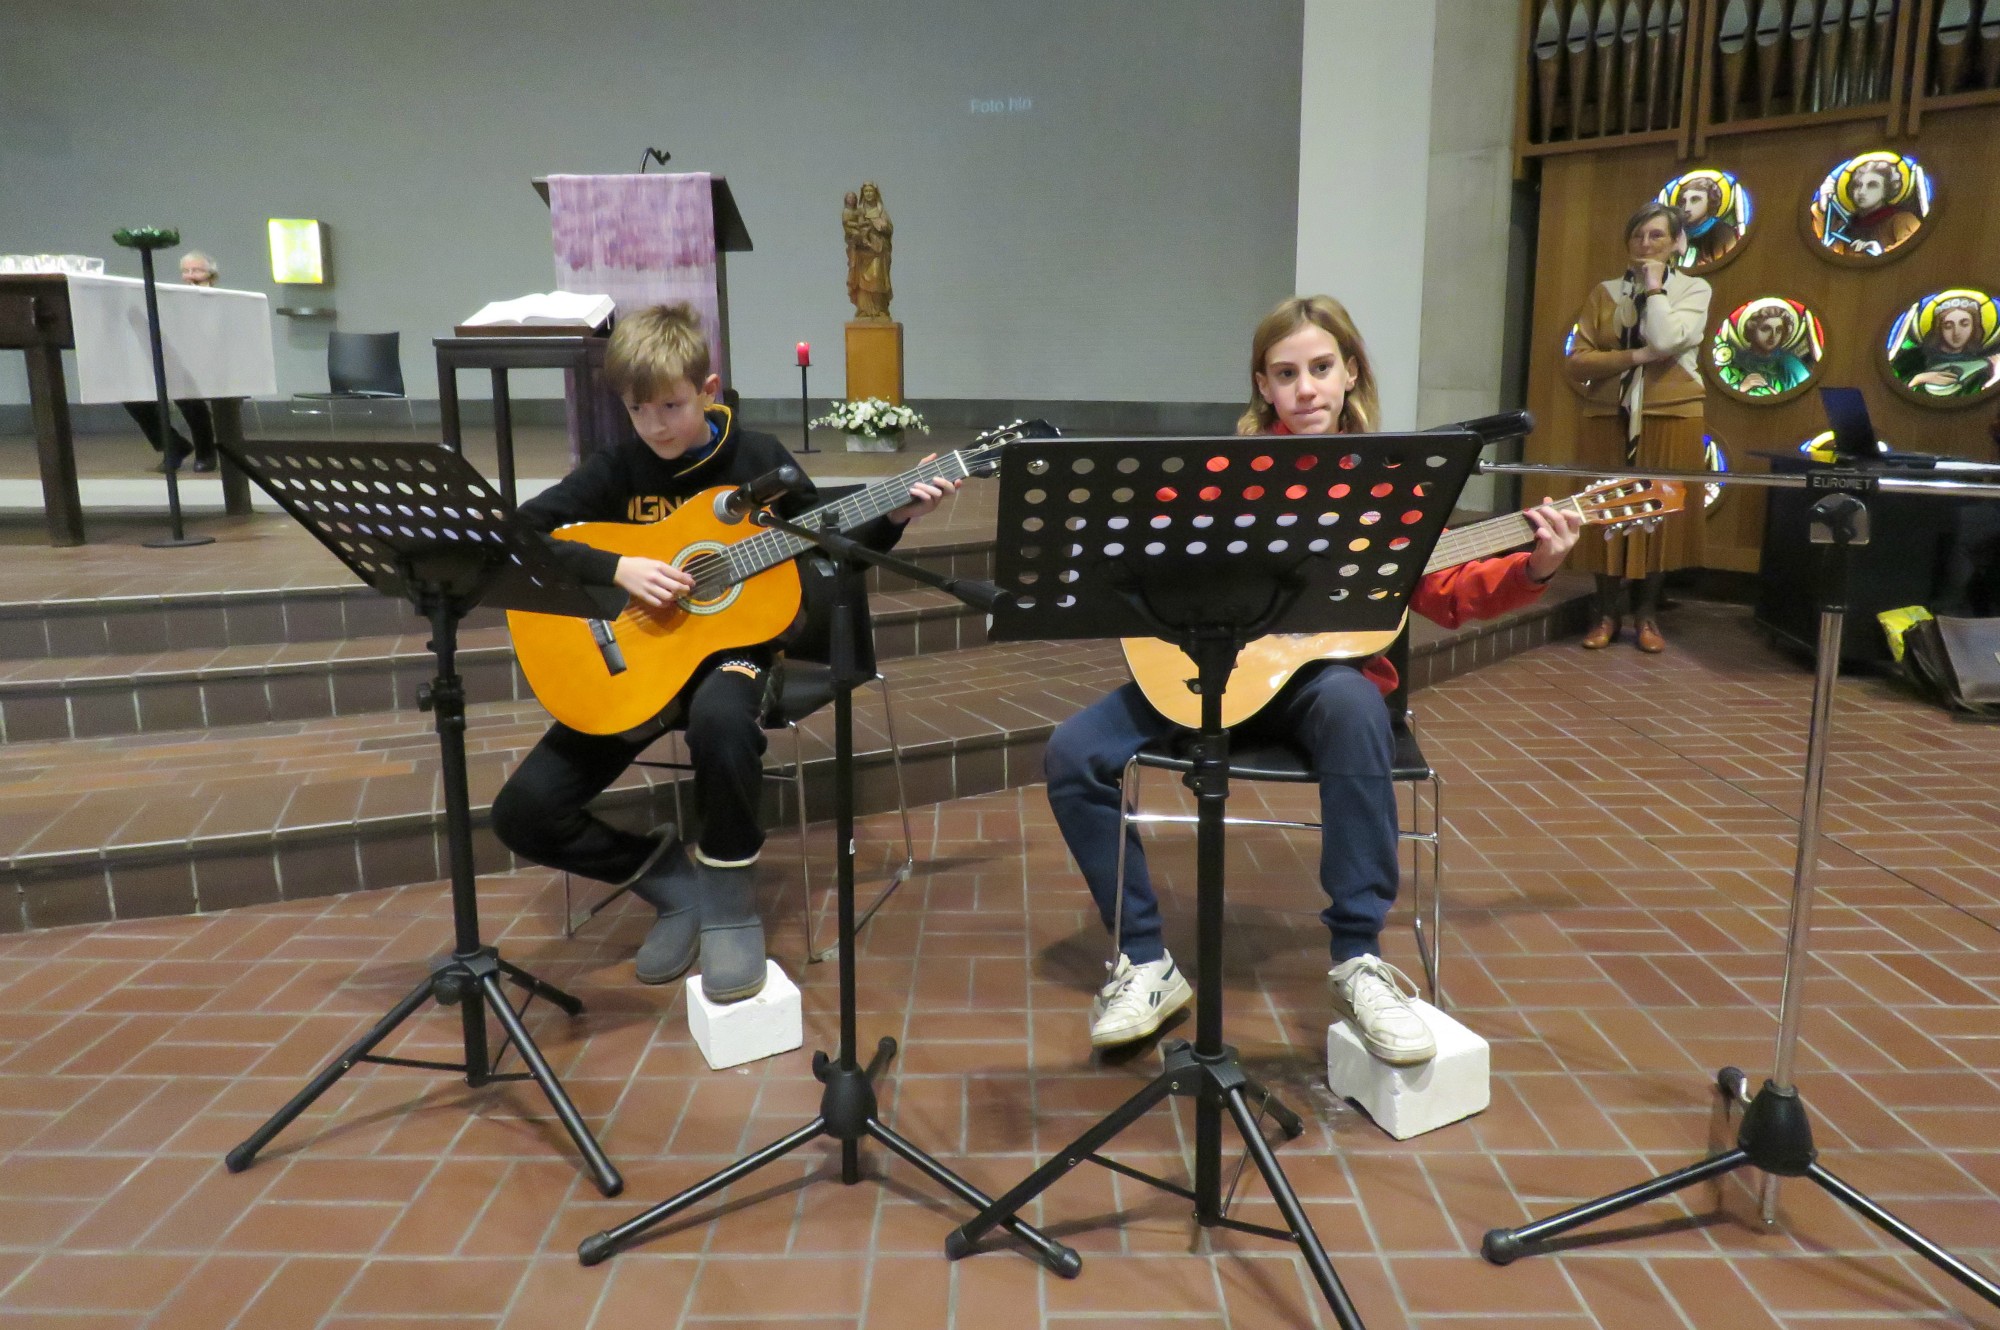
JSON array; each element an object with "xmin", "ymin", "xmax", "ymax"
[{"xmin": 845, "ymin": 320, "xmax": 903, "ymax": 404}]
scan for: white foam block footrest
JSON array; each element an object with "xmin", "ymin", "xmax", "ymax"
[
  {"xmin": 1327, "ymin": 999, "xmax": 1489, "ymax": 1140},
  {"xmin": 687, "ymin": 960, "xmax": 803, "ymax": 1070}
]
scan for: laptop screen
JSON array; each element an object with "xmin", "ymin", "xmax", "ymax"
[{"xmin": 1818, "ymin": 386, "xmax": 1881, "ymax": 459}]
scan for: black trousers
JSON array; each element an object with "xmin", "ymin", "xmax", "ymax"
[
  {"xmin": 123, "ymin": 399, "xmax": 216, "ymax": 458},
  {"xmin": 492, "ymin": 651, "xmax": 774, "ymax": 883}
]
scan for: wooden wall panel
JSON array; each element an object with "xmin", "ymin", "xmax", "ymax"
[{"xmin": 1525, "ymin": 103, "xmax": 2000, "ymax": 572}]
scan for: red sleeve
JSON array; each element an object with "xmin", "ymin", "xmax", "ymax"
[{"xmin": 1409, "ymin": 551, "xmax": 1547, "ymax": 630}]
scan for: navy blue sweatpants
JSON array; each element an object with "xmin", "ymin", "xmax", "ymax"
[{"xmin": 1043, "ymin": 664, "xmax": 1400, "ymax": 966}]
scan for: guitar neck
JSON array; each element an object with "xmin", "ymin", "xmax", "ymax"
[
  {"xmin": 1421, "ymin": 496, "xmax": 1583, "ymax": 574},
  {"xmin": 709, "ymin": 451, "xmax": 974, "ymax": 586}
]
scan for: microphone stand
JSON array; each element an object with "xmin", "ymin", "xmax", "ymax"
[
  {"xmin": 1473, "ymin": 460, "xmax": 2000, "ymax": 1314},
  {"xmin": 577, "ymin": 508, "xmax": 1072, "ymax": 1274}
]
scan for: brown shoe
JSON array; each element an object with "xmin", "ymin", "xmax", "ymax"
[
  {"xmin": 1635, "ymin": 620, "xmax": 1666, "ymax": 653},
  {"xmin": 1581, "ymin": 617, "xmax": 1620, "ymax": 650}
]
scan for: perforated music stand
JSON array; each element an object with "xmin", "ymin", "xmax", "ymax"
[
  {"xmin": 217, "ymin": 437, "xmax": 626, "ymax": 1197},
  {"xmin": 947, "ymin": 432, "xmax": 1482, "ymax": 1329}
]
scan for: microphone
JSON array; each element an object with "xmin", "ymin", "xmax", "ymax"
[
  {"xmin": 714, "ymin": 465, "xmax": 805, "ymax": 523},
  {"xmin": 638, "ymin": 146, "xmax": 672, "ymax": 172},
  {"xmin": 1429, "ymin": 410, "xmax": 1535, "ymax": 445}
]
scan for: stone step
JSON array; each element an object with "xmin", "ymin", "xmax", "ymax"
[
  {"xmin": 0, "ymin": 537, "xmax": 995, "ymax": 662},
  {"xmin": 0, "ymin": 636, "xmax": 1118, "ymax": 932},
  {"xmin": 0, "ymin": 574, "xmax": 1592, "ymax": 932},
  {"xmin": 0, "ymin": 585, "xmax": 992, "ymax": 744}
]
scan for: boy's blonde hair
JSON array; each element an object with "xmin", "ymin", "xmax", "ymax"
[
  {"xmin": 1237, "ymin": 294, "xmax": 1379, "ymax": 436},
  {"xmin": 605, "ymin": 302, "xmax": 712, "ymax": 402}
]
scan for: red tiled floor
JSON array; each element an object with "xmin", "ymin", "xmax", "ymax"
[{"xmin": 0, "ymin": 602, "xmax": 1996, "ymax": 1327}]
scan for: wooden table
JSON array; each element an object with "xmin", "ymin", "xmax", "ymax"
[
  {"xmin": 434, "ymin": 333, "xmax": 611, "ymax": 508},
  {"xmin": 0, "ymin": 273, "xmax": 261, "ymax": 546}
]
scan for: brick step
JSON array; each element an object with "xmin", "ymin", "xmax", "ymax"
[
  {"xmin": 0, "ymin": 537, "xmax": 995, "ymax": 662},
  {"xmin": 0, "ymin": 637, "xmax": 1119, "ymax": 932},
  {"xmin": 0, "ymin": 585, "xmax": 991, "ymax": 744},
  {"xmin": 0, "ymin": 574, "xmax": 1593, "ymax": 931}
]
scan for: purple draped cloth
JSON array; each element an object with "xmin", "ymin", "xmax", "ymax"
[{"xmin": 547, "ymin": 172, "xmax": 722, "ymax": 459}]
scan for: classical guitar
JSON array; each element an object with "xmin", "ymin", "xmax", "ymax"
[
  {"xmin": 509, "ymin": 421, "xmax": 1049, "ymax": 736},
  {"xmin": 1122, "ymin": 477, "xmax": 1686, "ymax": 728}
]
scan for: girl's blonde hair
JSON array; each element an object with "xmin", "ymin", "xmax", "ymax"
[{"xmin": 1236, "ymin": 294, "xmax": 1379, "ymax": 436}]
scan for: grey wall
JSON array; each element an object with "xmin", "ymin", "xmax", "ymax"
[
  {"xmin": 1415, "ymin": 0, "xmax": 1526, "ymax": 509},
  {"xmin": 1, "ymin": 0, "xmax": 1302, "ymax": 408}
]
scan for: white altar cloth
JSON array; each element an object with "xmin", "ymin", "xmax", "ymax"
[{"xmin": 65, "ymin": 273, "xmax": 276, "ymax": 404}]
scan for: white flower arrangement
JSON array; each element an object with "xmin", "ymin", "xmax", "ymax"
[{"xmin": 812, "ymin": 397, "xmax": 929, "ymax": 440}]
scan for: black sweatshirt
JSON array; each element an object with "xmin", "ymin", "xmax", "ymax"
[{"xmin": 516, "ymin": 406, "xmax": 903, "ymax": 585}]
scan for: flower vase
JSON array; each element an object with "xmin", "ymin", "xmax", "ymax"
[{"xmin": 844, "ymin": 430, "xmax": 904, "ymax": 453}]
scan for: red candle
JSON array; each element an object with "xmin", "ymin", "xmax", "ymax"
[{"xmin": 796, "ymin": 341, "xmax": 811, "ymax": 367}]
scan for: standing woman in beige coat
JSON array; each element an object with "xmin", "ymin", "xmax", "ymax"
[{"xmin": 1564, "ymin": 201, "xmax": 1712, "ymax": 652}]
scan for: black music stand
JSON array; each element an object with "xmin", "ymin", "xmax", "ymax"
[
  {"xmin": 577, "ymin": 426, "xmax": 1078, "ymax": 1273},
  {"xmin": 218, "ymin": 437, "xmax": 625, "ymax": 1197},
  {"xmin": 1481, "ymin": 484, "xmax": 2000, "ymax": 1313},
  {"xmin": 946, "ymin": 432, "xmax": 1483, "ymax": 1330}
]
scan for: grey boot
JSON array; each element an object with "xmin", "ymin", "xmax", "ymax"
[
  {"xmin": 696, "ymin": 858, "xmax": 768, "ymax": 1003},
  {"xmin": 632, "ymin": 836, "xmax": 700, "ymax": 986}
]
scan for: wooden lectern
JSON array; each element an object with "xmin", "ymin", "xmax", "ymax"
[{"xmin": 531, "ymin": 174, "xmax": 751, "ymax": 457}]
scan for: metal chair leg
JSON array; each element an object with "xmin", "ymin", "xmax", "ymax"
[
  {"xmin": 791, "ymin": 721, "xmax": 820, "ymax": 962},
  {"xmin": 876, "ymin": 673, "xmax": 917, "ymax": 886},
  {"xmin": 1428, "ymin": 772, "xmax": 1445, "ymax": 1005},
  {"xmin": 1109, "ymin": 754, "xmax": 1144, "ymax": 971},
  {"xmin": 803, "ymin": 673, "xmax": 918, "ymax": 964},
  {"xmin": 1401, "ymin": 769, "xmax": 1445, "ymax": 1007}
]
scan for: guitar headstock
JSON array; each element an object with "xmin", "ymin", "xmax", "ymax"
[
  {"xmin": 961, "ymin": 417, "xmax": 1062, "ymax": 477},
  {"xmin": 1574, "ymin": 477, "xmax": 1687, "ymax": 535}
]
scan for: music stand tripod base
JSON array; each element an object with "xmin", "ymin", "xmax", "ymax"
[
  {"xmin": 1480, "ymin": 490, "xmax": 2000, "ymax": 1314},
  {"xmin": 214, "ymin": 436, "xmax": 624, "ymax": 1197},
  {"xmin": 574, "ymin": 506, "xmax": 1077, "ymax": 1275},
  {"xmin": 948, "ymin": 432, "xmax": 1486, "ymax": 1330}
]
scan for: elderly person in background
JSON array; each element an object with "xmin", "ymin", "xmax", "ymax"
[{"xmin": 123, "ymin": 250, "xmax": 222, "ymax": 472}]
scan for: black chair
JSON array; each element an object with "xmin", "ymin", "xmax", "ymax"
[
  {"xmin": 562, "ymin": 536, "xmax": 917, "ymax": 965},
  {"xmin": 1111, "ymin": 626, "xmax": 1446, "ymax": 1003},
  {"xmin": 292, "ymin": 331, "xmax": 416, "ymax": 431}
]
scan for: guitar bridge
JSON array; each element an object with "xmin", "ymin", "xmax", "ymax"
[{"xmin": 589, "ymin": 619, "xmax": 627, "ymax": 675}]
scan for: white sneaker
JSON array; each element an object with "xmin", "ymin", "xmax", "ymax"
[
  {"xmin": 1089, "ymin": 952, "xmax": 1194, "ymax": 1049},
  {"xmin": 1329, "ymin": 955, "xmax": 1436, "ymax": 1065}
]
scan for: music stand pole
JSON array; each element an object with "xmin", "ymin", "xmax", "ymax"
[
  {"xmin": 217, "ymin": 438, "xmax": 623, "ymax": 1197},
  {"xmin": 940, "ymin": 431, "xmax": 1487, "ymax": 1330},
  {"xmin": 1481, "ymin": 490, "xmax": 2000, "ymax": 1311},
  {"xmin": 112, "ymin": 227, "xmax": 212, "ymax": 549},
  {"xmin": 576, "ymin": 513, "xmax": 1076, "ymax": 1272}
]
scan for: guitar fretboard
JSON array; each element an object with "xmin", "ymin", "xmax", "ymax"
[
  {"xmin": 686, "ymin": 450, "xmax": 979, "ymax": 597},
  {"xmin": 1420, "ymin": 496, "xmax": 1586, "ymax": 574}
]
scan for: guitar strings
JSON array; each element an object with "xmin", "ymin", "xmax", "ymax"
[{"xmin": 695, "ymin": 451, "xmax": 980, "ymax": 596}]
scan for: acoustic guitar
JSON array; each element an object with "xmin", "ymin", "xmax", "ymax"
[
  {"xmin": 1122, "ymin": 477, "xmax": 1686, "ymax": 729},
  {"xmin": 508, "ymin": 422, "xmax": 1044, "ymax": 736}
]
